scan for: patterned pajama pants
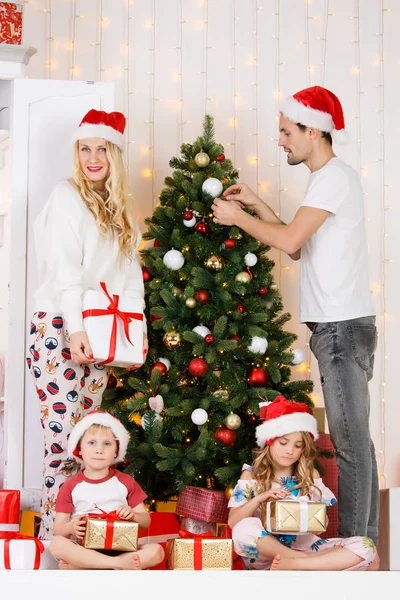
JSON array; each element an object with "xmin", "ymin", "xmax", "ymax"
[{"xmin": 27, "ymin": 312, "xmax": 109, "ymax": 540}]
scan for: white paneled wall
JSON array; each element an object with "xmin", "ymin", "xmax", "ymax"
[{"xmin": 19, "ymin": 0, "xmax": 399, "ymax": 488}]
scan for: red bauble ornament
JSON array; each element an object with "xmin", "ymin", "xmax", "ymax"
[
  {"xmin": 106, "ymin": 374, "xmax": 117, "ymax": 389},
  {"xmin": 195, "ymin": 290, "xmax": 209, "ymax": 305},
  {"xmin": 150, "ymin": 314, "xmax": 161, "ymax": 322},
  {"xmin": 214, "ymin": 426, "xmax": 236, "ymax": 446},
  {"xmin": 195, "ymin": 221, "xmax": 210, "ymax": 235},
  {"xmin": 205, "ymin": 334, "xmax": 214, "ymax": 344},
  {"xmin": 259, "ymin": 287, "xmax": 267, "ymax": 295},
  {"xmin": 142, "ymin": 266, "xmax": 152, "ymax": 283},
  {"xmin": 188, "ymin": 357, "xmax": 208, "ymax": 377},
  {"xmin": 151, "ymin": 362, "xmax": 167, "ymax": 376},
  {"xmin": 225, "ymin": 238, "xmax": 236, "ymax": 249},
  {"xmin": 247, "ymin": 366, "xmax": 268, "ymax": 387},
  {"xmin": 216, "ymin": 154, "xmax": 226, "ymax": 163},
  {"xmin": 154, "ymin": 240, "xmax": 162, "ymax": 247},
  {"xmin": 183, "ymin": 210, "xmax": 193, "ymax": 220},
  {"xmin": 236, "ymin": 304, "xmax": 245, "ymax": 313},
  {"xmin": 229, "ymin": 334, "xmax": 241, "ymax": 348}
]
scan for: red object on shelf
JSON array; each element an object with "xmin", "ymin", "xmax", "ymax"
[
  {"xmin": 138, "ymin": 512, "xmax": 180, "ymax": 571},
  {"xmin": 176, "ymin": 486, "xmax": 229, "ymax": 524},
  {"xmin": 0, "ymin": 490, "xmax": 20, "ymax": 533},
  {"xmin": 316, "ymin": 433, "xmax": 340, "ymax": 539},
  {"xmin": 0, "ymin": 3, "xmax": 23, "ymax": 45}
]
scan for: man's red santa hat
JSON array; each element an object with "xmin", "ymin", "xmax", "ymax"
[
  {"xmin": 256, "ymin": 396, "xmax": 318, "ymax": 448},
  {"xmin": 72, "ymin": 109, "xmax": 126, "ymax": 152},
  {"xmin": 280, "ymin": 86, "xmax": 350, "ymax": 145},
  {"xmin": 68, "ymin": 410, "xmax": 129, "ymax": 464}
]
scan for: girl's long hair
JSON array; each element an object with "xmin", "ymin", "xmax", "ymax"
[
  {"xmin": 71, "ymin": 140, "xmax": 138, "ymax": 258},
  {"xmin": 253, "ymin": 432, "xmax": 321, "ymax": 499}
]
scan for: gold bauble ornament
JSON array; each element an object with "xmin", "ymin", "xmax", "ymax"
[
  {"xmin": 163, "ymin": 330, "xmax": 182, "ymax": 349},
  {"xmin": 128, "ymin": 413, "xmax": 142, "ymax": 425},
  {"xmin": 171, "ymin": 286, "xmax": 183, "ymax": 298},
  {"xmin": 212, "ymin": 389, "xmax": 229, "ymax": 400},
  {"xmin": 194, "ymin": 152, "xmax": 210, "ymax": 168},
  {"xmin": 269, "ymin": 283, "xmax": 279, "ymax": 292},
  {"xmin": 235, "ymin": 271, "xmax": 251, "ymax": 284},
  {"xmin": 224, "ymin": 413, "xmax": 241, "ymax": 430},
  {"xmin": 205, "ymin": 255, "xmax": 223, "ymax": 271},
  {"xmin": 185, "ymin": 297, "xmax": 196, "ymax": 308}
]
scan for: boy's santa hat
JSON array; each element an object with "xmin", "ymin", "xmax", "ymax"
[
  {"xmin": 256, "ymin": 396, "xmax": 318, "ymax": 448},
  {"xmin": 68, "ymin": 410, "xmax": 129, "ymax": 464},
  {"xmin": 71, "ymin": 109, "xmax": 126, "ymax": 152},
  {"xmin": 280, "ymin": 86, "xmax": 350, "ymax": 145}
]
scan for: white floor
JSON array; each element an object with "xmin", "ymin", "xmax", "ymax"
[{"xmin": 0, "ymin": 570, "xmax": 399, "ymax": 599}]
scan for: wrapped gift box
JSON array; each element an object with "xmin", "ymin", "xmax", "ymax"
[
  {"xmin": 377, "ymin": 488, "xmax": 400, "ymax": 571},
  {"xmin": 176, "ymin": 486, "xmax": 229, "ymax": 524},
  {"xmin": 0, "ymin": 489, "xmax": 20, "ymax": 532},
  {"xmin": 138, "ymin": 512, "xmax": 180, "ymax": 570},
  {"xmin": 82, "ymin": 281, "xmax": 144, "ymax": 367},
  {"xmin": 316, "ymin": 433, "xmax": 340, "ymax": 539},
  {"xmin": 313, "ymin": 407, "xmax": 326, "ymax": 433},
  {"xmin": 166, "ymin": 536, "xmax": 232, "ymax": 570},
  {"xmin": 262, "ymin": 499, "xmax": 327, "ymax": 535},
  {"xmin": 0, "ymin": 3, "xmax": 23, "ymax": 44},
  {"xmin": 20, "ymin": 510, "xmax": 40, "ymax": 537},
  {"xmin": 83, "ymin": 516, "xmax": 138, "ymax": 551},
  {"xmin": 0, "ymin": 537, "xmax": 57, "ymax": 570}
]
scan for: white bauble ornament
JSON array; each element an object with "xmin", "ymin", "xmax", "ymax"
[
  {"xmin": 183, "ymin": 217, "xmax": 196, "ymax": 227},
  {"xmin": 291, "ymin": 348, "xmax": 305, "ymax": 365},
  {"xmin": 202, "ymin": 177, "xmax": 223, "ymax": 198},
  {"xmin": 163, "ymin": 249, "xmax": 185, "ymax": 270},
  {"xmin": 248, "ymin": 336, "xmax": 269, "ymax": 354},
  {"xmin": 244, "ymin": 252, "xmax": 258, "ymax": 267},
  {"xmin": 192, "ymin": 325, "xmax": 212, "ymax": 338},
  {"xmin": 148, "ymin": 394, "xmax": 164, "ymax": 414},
  {"xmin": 191, "ymin": 408, "xmax": 208, "ymax": 425},
  {"xmin": 158, "ymin": 357, "xmax": 171, "ymax": 371},
  {"xmin": 265, "ymin": 301, "xmax": 273, "ymax": 309},
  {"xmin": 141, "ymin": 413, "xmax": 162, "ymax": 429}
]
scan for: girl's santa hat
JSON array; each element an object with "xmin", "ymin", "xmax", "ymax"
[
  {"xmin": 71, "ymin": 109, "xmax": 126, "ymax": 152},
  {"xmin": 68, "ymin": 410, "xmax": 129, "ymax": 464},
  {"xmin": 280, "ymin": 86, "xmax": 350, "ymax": 145},
  {"xmin": 256, "ymin": 396, "xmax": 318, "ymax": 448}
]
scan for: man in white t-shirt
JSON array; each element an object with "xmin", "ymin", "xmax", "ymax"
[{"xmin": 212, "ymin": 86, "xmax": 379, "ymax": 547}]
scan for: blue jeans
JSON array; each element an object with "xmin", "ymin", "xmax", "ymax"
[{"xmin": 309, "ymin": 316, "xmax": 379, "ymax": 544}]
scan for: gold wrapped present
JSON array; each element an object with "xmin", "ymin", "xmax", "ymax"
[
  {"xmin": 166, "ymin": 534, "xmax": 232, "ymax": 570},
  {"xmin": 262, "ymin": 500, "xmax": 326, "ymax": 534},
  {"xmin": 83, "ymin": 513, "xmax": 138, "ymax": 552},
  {"xmin": 313, "ymin": 407, "xmax": 326, "ymax": 433}
]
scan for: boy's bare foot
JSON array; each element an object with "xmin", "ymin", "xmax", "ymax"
[
  {"xmin": 115, "ymin": 551, "xmax": 142, "ymax": 570},
  {"xmin": 366, "ymin": 555, "xmax": 380, "ymax": 571},
  {"xmin": 270, "ymin": 554, "xmax": 281, "ymax": 571},
  {"xmin": 58, "ymin": 559, "xmax": 84, "ymax": 570}
]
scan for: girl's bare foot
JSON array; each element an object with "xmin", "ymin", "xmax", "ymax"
[
  {"xmin": 115, "ymin": 551, "xmax": 142, "ymax": 570},
  {"xmin": 270, "ymin": 554, "xmax": 281, "ymax": 570},
  {"xmin": 366, "ymin": 555, "xmax": 380, "ymax": 571}
]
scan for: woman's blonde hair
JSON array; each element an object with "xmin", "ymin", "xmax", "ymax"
[
  {"xmin": 253, "ymin": 432, "xmax": 321, "ymax": 499},
  {"xmin": 71, "ymin": 140, "xmax": 138, "ymax": 258}
]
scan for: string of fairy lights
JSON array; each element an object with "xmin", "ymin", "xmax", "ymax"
[{"xmin": 21, "ymin": 0, "xmax": 393, "ymax": 485}]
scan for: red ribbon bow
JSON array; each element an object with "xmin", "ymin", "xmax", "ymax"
[
  {"xmin": 86, "ymin": 505, "xmax": 121, "ymax": 550},
  {"xmin": 82, "ymin": 281, "xmax": 143, "ymax": 365},
  {"xmin": 0, "ymin": 531, "xmax": 45, "ymax": 570},
  {"xmin": 178, "ymin": 529, "xmax": 214, "ymax": 570}
]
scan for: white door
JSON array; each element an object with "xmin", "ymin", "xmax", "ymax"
[{"xmin": 4, "ymin": 79, "xmax": 114, "ymax": 498}]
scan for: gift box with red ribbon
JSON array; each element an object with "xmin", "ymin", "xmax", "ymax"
[
  {"xmin": 82, "ymin": 281, "xmax": 144, "ymax": 367},
  {"xmin": 0, "ymin": 3, "xmax": 23, "ymax": 44},
  {"xmin": 0, "ymin": 489, "xmax": 20, "ymax": 533},
  {"xmin": 316, "ymin": 433, "xmax": 339, "ymax": 539},
  {"xmin": 0, "ymin": 532, "xmax": 58, "ymax": 570},
  {"xmin": 166, "ymin": 529, "xmax": 232, "ymax": 570},
  {"xmin": 176, "ymin": 486, "xmax": 229, "ymax": 524},
  {"xmin": 138, "ymin": 512, "xmax": 180, "ymax": 570},
  {"xmin": 83, "ymin": 509, "xmax": 138, "ymax": 551}
]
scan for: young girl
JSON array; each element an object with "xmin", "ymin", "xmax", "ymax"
[
  {"xmin": 228, "ymin": 396, "xmax": 378, "ymax": 571},
  {"xmin": 27, "ymin": 109, "xmax": 147, "ymax": 539},
  {"xmin": 50, "ymin": 411, "xmax": 163, "ymax": 570}
]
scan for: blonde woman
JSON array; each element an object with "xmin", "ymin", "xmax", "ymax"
[
  {"xmin": 228, "ymin": 396, "xmax": 378, "ymax": 571},
  {"xmin": 27, "ymin": 110, "xmax": 147, "ymax": 539}
]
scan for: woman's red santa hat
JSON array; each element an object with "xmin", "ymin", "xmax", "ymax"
[
  {"xmin": 280, "ymin": 86, "xmax": 350, "ymax": 145},
  {"xmin": 71, "ymin": 109, "xmax": 126, "ymax": 152},
  {"xmin": 68, "ymin": 410, "xmax": 129, "ymax": 464},
  {"xmin": 256, "ymin": 396, "xmax": 318, "ymax": 448}
]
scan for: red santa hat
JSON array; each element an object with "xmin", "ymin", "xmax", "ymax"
[
  {"xmin": 280, "ymin": 86, "xmax": 350, "ymax": 145},
  {"xmin": 256, "ymin": 396, "xmax": 318, "ymax": 448},
  {"xmin": 68, "ymin": 410, "xmax": 129, "ymax": 464},
  {"xmin": 71, "ymin": 109, "xmax": 126, "ymax": 152}
]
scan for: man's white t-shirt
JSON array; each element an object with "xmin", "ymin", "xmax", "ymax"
[{"xmin": 299, "ymin": 157, "xmax": 374, "ymax": 323}]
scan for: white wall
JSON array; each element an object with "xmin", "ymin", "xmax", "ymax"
[{"xmin": 14, "ymin": 0, "xmax": 399, "ymax": 489}]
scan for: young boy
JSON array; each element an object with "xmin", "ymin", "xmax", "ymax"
[{"xmin": 50, "ymin": 411, "xmax": 164, "ymax": 570}]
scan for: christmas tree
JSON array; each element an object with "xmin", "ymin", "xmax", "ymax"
[{"xmin": 103, "ymin": 115, "xmax": 313, "ymax": 503}]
